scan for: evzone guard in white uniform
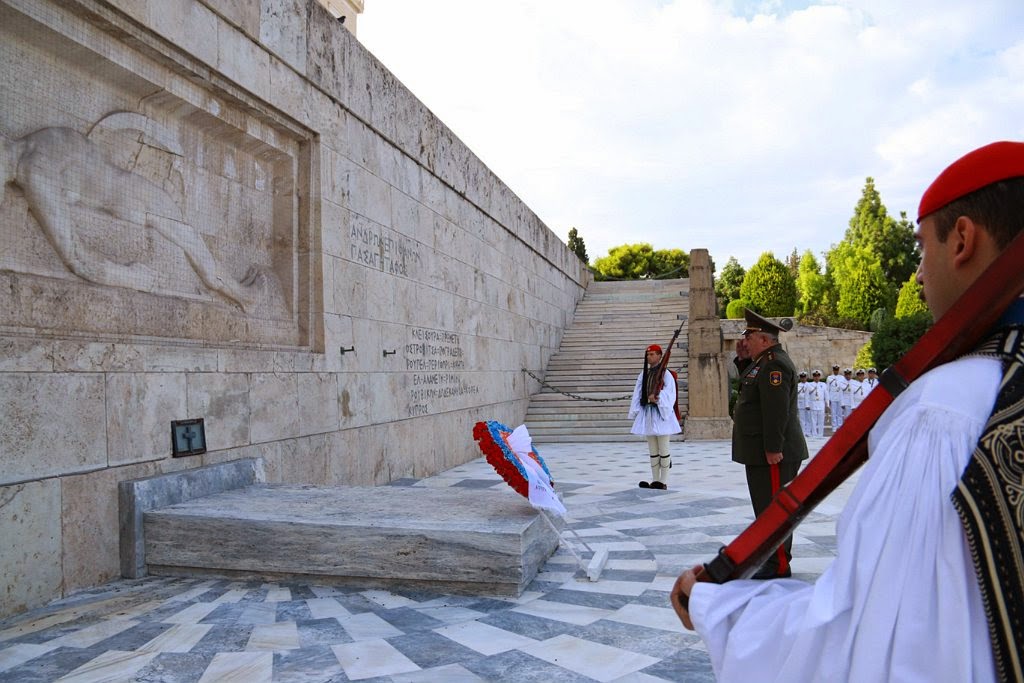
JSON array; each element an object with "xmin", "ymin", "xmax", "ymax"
[
  {"xmin": 826, "ymin": 364, "xmax": 845, "ymax": 431},
  {"xmin": 628, "ymin": 343, "xmax": 681, "ymax": 490},
  {"xmin": 672, "ymin": 140, "xmax": 1024, "ymax": 682}
]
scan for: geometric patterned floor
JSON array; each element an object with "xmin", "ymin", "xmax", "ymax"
[{"xmin": 0, "ymin": 437, "xmax": 849, "ymax": 682}]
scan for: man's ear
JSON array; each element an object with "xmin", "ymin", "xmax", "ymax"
[{"xmin": 950, "ymin": 216, "xmax": 979, "ymax": 267}]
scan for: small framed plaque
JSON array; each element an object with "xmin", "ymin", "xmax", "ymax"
[{"xmin": 171, "ymin": 418, "xmax": 207, "ymax": 457}]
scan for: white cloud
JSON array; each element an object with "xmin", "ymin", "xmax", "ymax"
[{"xmin": 360, "ymin": 0, "xmax": 1024, "ymax": 268}]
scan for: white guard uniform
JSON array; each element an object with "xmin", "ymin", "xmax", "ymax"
[
  {"xmin": 863, "ymin": 375, "xmax": 879, "ymax": 396},
  {"xmin": 629, "ymin": 369, "xmax": 681, "ymax": 485},
  {"xmin": 628, "ymin": 369, "xmax": 681, "ymax": 436},
  {"xmin": 826, "ymin": 372, "xmax": 846, "ymax": 430},
  {"xmin": 849, "ymin": 377, "xmax": 865, "ymax": 410},
  {"xmin": 808, "ymin": 379, "xmax": 826, "ymax": 436},
  {"xmin": 796, "ymin": 380, "xmax": 810, "ymax": 435},
  {"xmin": 690, "ymin": 356, "xmax": 999, "ymax": 682},
  {"xmin": 840, "ymin": 375, "xmax": 853, "ymax": 419}
]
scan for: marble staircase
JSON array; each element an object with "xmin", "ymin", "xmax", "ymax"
[{"xmin": 525, "ymin": 279, "xmax": 690, "ymax": 443}]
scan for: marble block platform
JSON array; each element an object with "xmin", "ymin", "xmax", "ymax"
[{"xmin": 139, "ymin": 480, "xmax": 560, "ymax": 596}]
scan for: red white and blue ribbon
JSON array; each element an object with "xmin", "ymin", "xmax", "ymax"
[{"xmin": 472, "ymin": 420, "xmax": 566, "ymax": 515}]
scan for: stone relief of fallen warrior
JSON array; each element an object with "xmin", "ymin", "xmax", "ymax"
[{"xmin": 0, "ymin": 111, "xmax": 268, "ymax": 311}]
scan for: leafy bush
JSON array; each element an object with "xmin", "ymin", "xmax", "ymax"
[
  {"xmin": 725, "ymin": 298, "xmax": 749, "ymax": 319},
  {"xmin": 871, "ymin": 311, "xmax": 932, "ymax": 370}
]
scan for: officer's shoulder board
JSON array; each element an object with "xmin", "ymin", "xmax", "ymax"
[{"xmin": 766, "ymin": 351, "xmax": 775, "ymax": 361}]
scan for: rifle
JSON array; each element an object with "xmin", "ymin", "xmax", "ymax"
[
  {"xmin": 644, "ymin": 318, "xmax": 686, "ymax": 418},
  {"xmin": 672, "ymin": 228, "xmax": 1024, "ymax": 615}
]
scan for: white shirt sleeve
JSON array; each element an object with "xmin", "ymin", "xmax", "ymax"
[
  {"xmin": 689, "ymin": 357, "xmax": 1001, "ymax": 683},
  {"xmin": 628, "ymin": 372, "xmax": 642, "ymax": 419}
]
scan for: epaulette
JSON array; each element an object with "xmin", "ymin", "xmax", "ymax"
[{"xmin": 766, "ymin": 351, "xmax": 775, "ymax": 361}]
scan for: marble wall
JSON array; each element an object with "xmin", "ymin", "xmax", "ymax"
[
  {"xmin": 721, "ymin": 320, "xmax": 873, "ymax": 378},
  {"xmin": 0, "ymin": 0, "xmax": 587, "ymax": 618}
]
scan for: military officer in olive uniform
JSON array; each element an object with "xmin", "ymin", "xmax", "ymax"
[{"xmin": 732, "ymin": 309, "xmax": 809, "ymax": 579}]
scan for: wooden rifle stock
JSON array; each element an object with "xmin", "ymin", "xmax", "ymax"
[{"xmin": 674, "ymin": 229, "xmax": 1024, "ymax": 610}]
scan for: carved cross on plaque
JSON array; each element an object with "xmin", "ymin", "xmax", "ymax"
[{"xmin": 171, "ymin": 418, "xmax": 207, "ymax": 457}]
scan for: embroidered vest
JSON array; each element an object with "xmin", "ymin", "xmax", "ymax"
[{"xmin": 952, "ymin": 324, "xmax": 1024, "ymax": 682}]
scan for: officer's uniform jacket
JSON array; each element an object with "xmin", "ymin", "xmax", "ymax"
[
  {"xmin": 849, "ymin": 378, "xmax": 865, "ymax": 408},
  {"xmin": 731, "ymin": 343, "xmax": 810, "ymax": 467},
  {"xmin": 808, "ymin": 380, "xmax": 827, "ymax": 410},
  {"xmin": 826, "ymin": 373, "xmax": 846, "ymax": 401},
  {"xmin": 840, "ymin": 377, "xmax": 854, "ymax": 408}
]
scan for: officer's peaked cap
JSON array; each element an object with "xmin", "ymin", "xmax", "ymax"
[{"xmin": 743, "ymin": 309, "xmax": 793, "ymax": 336}]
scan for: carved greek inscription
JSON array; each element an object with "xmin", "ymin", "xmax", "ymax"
[
  {"xmin": 405, "ymin": 327, "xmax": 479, "ymax": 416},
  {"xmin": 350, "ymin": 223, "xmax": 421, "ymax": 277}
]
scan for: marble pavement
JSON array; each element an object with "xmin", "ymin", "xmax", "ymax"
[{"xmin": 0, "ymin": 436, "xmax": 850, "ymax": 682}]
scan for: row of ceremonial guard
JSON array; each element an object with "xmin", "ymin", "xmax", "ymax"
[{"xmin": 797, "ymin": 366, "xmax": 879, "ymax": 436}]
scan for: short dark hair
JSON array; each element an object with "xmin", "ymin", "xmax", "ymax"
[{"xmin": 931, "ymin": 177, "xmax": 1024, "ymax": 248}]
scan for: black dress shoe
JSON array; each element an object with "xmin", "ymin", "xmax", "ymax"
[
  {"xmin": 649, "ymin": 482, "xmax": 667, "ymax": 490},
  {"xmin": 750, "ymin": 567, "xmax": 792, "ymax": 580},
  {"xmin": 638, "ymin": 481, "xmax": 651, "ymax": 488}
]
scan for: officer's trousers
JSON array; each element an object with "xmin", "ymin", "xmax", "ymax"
[
  {"xmin": 830, "ymin": 399, "xmax": 843, "ymax": 430},
  {"xmin": 745, "ymin": 458, "xmax": 801, "ymax": 575}
]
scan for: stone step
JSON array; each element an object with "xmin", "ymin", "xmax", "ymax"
[
  {"xmin": 524, "ymin": 419, "xmax": 635, "ymax": 429},
  {"xmin": 526, "ymin": 425, "xmax": 641, "ymax": 436},
  {"xmin": 525, "ymin": 277, "xmax": 692, "ymax": 441},
  {"xmin": 533, "ymin": 434, "xmax": 649, "ymax": 443}
]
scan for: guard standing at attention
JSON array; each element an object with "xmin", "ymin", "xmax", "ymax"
[
  {"xmin": 826, "ymin": 364, "xmax": 845, "ymax": 431},
  {"xmin": 732, "ymin": 309, "xmax": 809, "ymax": 578},
  {"xmin": 809, "ymin": 370, "xmax": 827, "ymax": 437},
  {"xmin": 797, "ymin": 371, "xmax": 810, "ymax": 436},
  {"xmin": 628, "ymin": 344, "xmax": 682, "ymax": 489}
]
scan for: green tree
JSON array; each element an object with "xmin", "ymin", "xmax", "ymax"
[
  {"xmin": 854, "ymin": 340, "xmax": 874, "ymax": 370},
  {"xmin": 785, "ymin": 247, "xmax": 800, "ymax": 281},
  {"xmin": 869, "ymin": 307, "xmax": 890, "ymax": 333},
  {"xmin": 817, "ymin": 178, "xmax": 918, "ymax": 328},
  {"xmin": 871, "ymin": 311, "xmax": 932, "ymax": 371},
  {"xmin": 795, "ymin": 250, "xmax": 827, "ymax": 317},
  {"xmin": 740, "ymin": 252, "xmax": 798, "ymax": 317},
  {"xmin": 650, "ymin": 248, "xmax": 690, "ymax": 278},
  {"xmin": 845, "ymin": 178, "xmax": 919, "ymax": 285},
  {"xmin": 592, "ymin": 243, "xmax": 689, "ymax": 280},
  {"xmin": 714, "ymin": 257, "xmax": 746, "ymax": 317},
  {"xmin": 567, "ymin": 227, "xmax": 589, "ymax": 264},
  {"xmin": 894, "ymin": 273, "xmax": 930, "ymax": 319},
  {"xmin": 826, "ymin": 241, "xmax": 894, "ymax": 328}
]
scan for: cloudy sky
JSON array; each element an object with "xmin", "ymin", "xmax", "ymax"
[{"xmin": 359, "ymin": 1, "xmax": 1024, "ymax": 270}]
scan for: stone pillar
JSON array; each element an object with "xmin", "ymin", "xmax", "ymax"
[{"xmin": 685, "ymin": 249, "xmax": 733, "ymax": 439}]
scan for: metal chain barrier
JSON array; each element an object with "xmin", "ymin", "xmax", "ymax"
[{"xmin": 521, "ymin": 368, "xmax": 632, "ymax": 401}]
